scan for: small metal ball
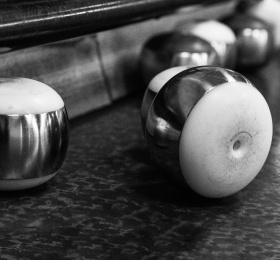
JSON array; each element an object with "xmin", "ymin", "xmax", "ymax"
[
  {"xmin": 139, "ymin": 32, "xmax": 219, "ymax": 86},
  {"xmin": 176, "ymin": 19, "xmax": 237, "ymax": 69},
  {"xmin": 144, "ymin": 66, "xmax": 272, "ymax": 198},
  {"xmin": 223, "ymin": 14, "xmax": 274, "ymax": 69},
  {"xmin": 0, "ymin": 78, "xmax": 69, "ymax": 190},
  {"xmin": 245, "ymin": 0, "xmax": 280, "ymax": 47}
]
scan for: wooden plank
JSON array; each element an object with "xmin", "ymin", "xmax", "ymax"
[
  {"xmin": 0, "ymin": 0, "xmax": 232, "ymax": 48},
  {"xmin": 0, "ymin": 36, "xmax": 111, "ymax": 119}
]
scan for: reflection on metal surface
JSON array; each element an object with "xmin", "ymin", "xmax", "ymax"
[
  {"xmin": 140, "ymin": 33, "xmax": 219, "ymax": 86},
  {"xmin": 176, "ymin": 19, "xmax": 237, "ymax": 69},
  {"xmin": 224, "ymin": 14, "xmax": 274, "ymax": 68},
  {"xmin": 0, "ymin": 107, "xmax": 69, "ymax": 180}
]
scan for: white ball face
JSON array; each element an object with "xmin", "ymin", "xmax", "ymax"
[
  {"xmin": 0, "ymin": 78, "xmax": 64, "ymax": 114},
  {"xmin": 179, "ymin": 82, "xmax": 272, "ymax": 198}
]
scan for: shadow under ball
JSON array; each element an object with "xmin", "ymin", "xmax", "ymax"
[
  {"xmin": 224, "ymin": 14, "xmax": 274, "ymax": 69},
  {"xmin": 139, "ymin": 32, "xmax": 219, "ymax": 86},
  {"xmin": 145, "ymin": 66, "xmax": 272, "ymax": 198},
  {"xmin": 0, "ymin": 78, "xmax": 69, "ymax": 190}
]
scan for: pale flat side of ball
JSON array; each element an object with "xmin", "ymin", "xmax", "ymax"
[
  {"xmin": 179, "ymin": 82, "xmax": 272, "ymax": 198},
  {"xmin": 0, "ymin": 78, "xmax": 64, "ymax": 114}
]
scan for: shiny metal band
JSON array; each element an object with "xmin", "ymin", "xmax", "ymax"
[{"xmin": 0, "ymin": 107, "xmax": 69, "ymax": 180}]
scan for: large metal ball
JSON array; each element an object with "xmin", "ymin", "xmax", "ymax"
[{"xmin": 144, "ymin": 66, "xmax": 272, "ymax": 198}]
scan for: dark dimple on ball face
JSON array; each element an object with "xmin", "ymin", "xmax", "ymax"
[
  {"xmin": 144, "ymin": 66, "xmax": 252, "ymax": 183},
  {"xmin": 139, "ymin": 33, "xmax": 219, "ymax": 86}
]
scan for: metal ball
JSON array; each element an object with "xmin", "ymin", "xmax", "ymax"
[
  {"xmin": 176, "ymin": 19, "xmax": 237, "ymax": 69},
  {"xmin": 0, "ymin": 78, "xmax": 69, "ymax": 190},
  {"xmin": 245, "ymin": 0, "xmax": 280, "ymax": 47},
  {"xmin": 144, "ymin": 66, "xmax": 272, "ymax": 198},
  {"xmin": 224, "ymin": 14, "xmax": 274, "ymax": 69},
  {"xmin": 139, "ymin": 32, "xmax": 219, "ymax": 86}
]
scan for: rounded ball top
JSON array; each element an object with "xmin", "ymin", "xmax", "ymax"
[
  {"xmin": 178, "ymin": 20, "xmax": 236, "ymax": 43},
  {"xmin": 0, "ymin": 77, "xmax": 64, "ymax": 115}
]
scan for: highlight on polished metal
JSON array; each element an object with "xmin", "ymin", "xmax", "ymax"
[
  {"xmin": 175, "ymin": 19, "xmax": 237, "ymax": 69},
  {"xmin": 0, "ymin": 107, "xmax": 69, "ymax": 190},
  {"xmin": 139, "ymin": 32, "xmax": 219, "ymax": 86},
  {"xmin": 144, "ymin": 65, "xmax": 272, "ymax": 198},
  {"xmin": 223, "ymin": 14, "xmax": 274, "ymax": 69}
]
